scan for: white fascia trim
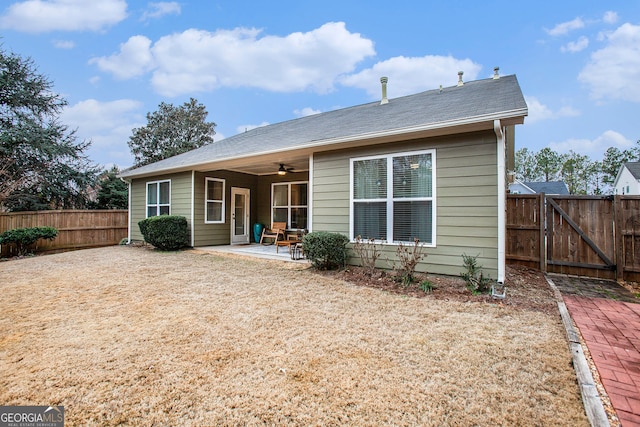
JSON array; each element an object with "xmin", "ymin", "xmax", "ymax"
[
  {"xmin": 120, "ymin": 109, "xmax": 528, "ymax": 179},
  {"xmin": 494, "ymin": 119, "xmax": 506, "ymax": 283},
  {"xmin": 198, "ymin": 109, "xmax": 527, "ymax": 167}
]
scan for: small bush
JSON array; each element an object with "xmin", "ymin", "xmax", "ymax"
[
  {"xmin": 352, "ymin": 235, "xmax": 383, "ymax": 275},
  {"xmin": 138, "ymin": 215, "xmax": 190, "ymax": 251},
  {"xmin": 460, "ymin": 253, "xmax": 493, "ymax": 294},
  {"xmin": 419, "ymin": 279, "xmax": 436, "ymax": 293},
  {"xmin": 0, "ymin": 226, "xmax": 58, "ymax": 256},
  {"xmin": 388, "ymin": 239, "xmax": 427, "ymax": 286},
  {"xmin": 302, "ymin": 231, "xmax": 349, "ymax": 270}
]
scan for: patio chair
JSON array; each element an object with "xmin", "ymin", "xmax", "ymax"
[{"xmin": 259, "ymin": 221, "xmax": 286, "ymax": 245}]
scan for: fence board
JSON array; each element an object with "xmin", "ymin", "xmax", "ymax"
[
  {"xmin": 506, "ymin": 194, "xmax": 544, "ymax": 271},
  {"xmin": 0, "ymin": 210, "xmax": 128, "ymax": 257}
]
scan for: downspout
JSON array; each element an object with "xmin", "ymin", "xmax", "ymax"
[
  {"xmin": 494, "ymin": 119, "xmax": 506, "ymax": 283},
  {"xmin": 308, "ymin": 154, "xmax": 314, "ymax": 232},
  {"xmin": 190, "ymin": 171, "xmax": 195, "ymax": 247},
  {"xmin": 120, "ymin": 177, "xmax": 132, "ymax": 244}
]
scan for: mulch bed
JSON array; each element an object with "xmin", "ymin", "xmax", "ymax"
[{"xmin": 320, "ymin": 263, "xmax": 558, "ymax": 314}]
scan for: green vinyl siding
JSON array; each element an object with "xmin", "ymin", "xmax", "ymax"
[
  {"xmin": 312, "ymin": 130, "xmax": 499, "ymax": 277},
  {"xmin": 193, "ymin": 171, "xmax": 258, "ymax": 246},
  {"xmin": 129, "ymin": 172, "xmax": 193, "ymax": 242}
]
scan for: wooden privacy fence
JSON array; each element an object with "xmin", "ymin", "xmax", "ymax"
[
  {"xmin": 507, "ymin": 194, "xmax": 640, "ymax": 282},
  {"xmin": 0, "ymin": 210, "xmax": 128, "ymax": 257}
]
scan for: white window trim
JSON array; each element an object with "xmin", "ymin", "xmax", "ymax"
[
  {"xmin": 146, "ymin": 179, "xmax": 171, "ymax": 218},
  {"xmin": 271, "ymin": 181, "xmax": 309, "ymax": 230},
  {"xmin": 204, "ymin": 178, "xmax": 226, "ymax": 224},
  {"xmin": 349, "ymin": 149, "xmax": 436, "ymax": 247}
]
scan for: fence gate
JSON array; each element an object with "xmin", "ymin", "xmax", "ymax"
[{"xmin": 546, "ymin": 196, "xmax": 616, "ymax": 279}]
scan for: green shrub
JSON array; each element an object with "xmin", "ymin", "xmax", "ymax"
[
  {"xmin": 419, "ymin": 279, "xmax": 436, "ymax": 293},
  {"xmin": 302, "ymin": 231, "xmax": 349, "ymax": 270},
  {"xmin": 138, "ymin": 215, "xmax": 190, "ymax": 251},
  {"xmin": 460, "ymin": 253, "xmax": 493, "ymax": 294},
  {"xmin": 0, "ymin": 226, "xmax": 58, "ymax": 256}
]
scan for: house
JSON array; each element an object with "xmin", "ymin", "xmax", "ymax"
[
  {"xmin": 119, "ymin": 72, "xmax": 528, "ymax": 282},
  {"xmin": 614, "ymin": 162, "xmax": 640, "ymax": 195},
  {"xmin": 509, "ymin": 179, "xmax": 569, "ymax": 195}
]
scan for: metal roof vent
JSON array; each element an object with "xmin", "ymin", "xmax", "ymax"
[
  {"xmin": 457, "ymin": 71, "xmax": 464, "ymax": 86},
  {"xmin": 380, "ymin": 76, "xmax": 389, "ymax": 104},
  {"xmin": 493, "ymin": 66, "xmax": 500, "ymax": 79}
]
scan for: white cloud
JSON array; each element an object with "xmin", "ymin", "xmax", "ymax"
[
  {"xmin": 92, "ymin": 22, "xmax": 375, "ymax": 97},
  {"xmin": 545, "ymin": 17, "xmax": 585, "ymax": 36},
  {"xmin": 524, "ymin": 96, "xmax": 580, "ymax": 124},
  {"xmin": 603, "ymin": 11, "xmax": 618, "ymax": 24},
  {"xmin": 549, "ymin": 130, "xmax": 632, "ymax": 158},
  {"xmin": 0, "ymin": 0, "xmax": 127, "ymax": 33},
  {"xmin": 52, "ymin": 39, "xmax": 75, "ymax": 49},
  {"xmin": 294, "ymin": 107, "xmax": 321, "ymax": 117},
  {"xmin": 141, "ymin": 2, "xmax": 180, "ymax": 21},
  {"xmin": 578, "ymin": 23, "xmax": 640, "ymax": 102},
  {"xmin": 236, "ymin": 122, "xmax": 269, "ymax": 134},
  {"xmin": 561, "ymin": 36, "xmax": 589, "ymax": 53},
  {"xmin": 90, "ymin": 35, "xmax": 154, "ymax": 80},
  {"xmin": 340, "ymin": 55, "xmax": 482, "ymax": 99},
  {"xmin": 62, "ymin": 99, "xmax": 144, "ymax": 167}
]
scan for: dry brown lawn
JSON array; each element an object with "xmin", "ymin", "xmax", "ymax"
[{"xmin": 0, "ymin": 246, "xmax": 588, "ymax": 426}]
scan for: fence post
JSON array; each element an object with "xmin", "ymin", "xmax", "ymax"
[
  {"xmin": 614, "ymin": 195, "xmax": 623, "ymax": 282},
  {"xmin": 539, "ymin": 192, "xmax": 546, "ymax": 272}
]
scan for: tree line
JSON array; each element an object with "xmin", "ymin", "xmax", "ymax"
[
  {"xmin": 515, "ymin": 143, "xmax": 640, "ymax": 195},
  {"xmin": 1, "ymin": 46, "xmax": 215, "ymax": 212}
]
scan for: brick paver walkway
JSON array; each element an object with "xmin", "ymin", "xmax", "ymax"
[{"xmin": 564, "ymin": 296, "xmax": 640, "ymax": 427}]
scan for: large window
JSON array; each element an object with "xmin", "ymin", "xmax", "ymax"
[
  {"xmin": 205, "ymin": 178, "xmax": 225, "ymax": 223},
  {"xmin": 146, "ymin": 180, "xmax": 171, "ymax": 217},
  {"xmin": 272, "ymin": 182, "xmax": 308, "ymax": 229},
  {"xmin": 351, "ymin": 150, "xmax": 435, "ymax": 245}
]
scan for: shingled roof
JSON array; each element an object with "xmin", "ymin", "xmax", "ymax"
[
  {"xmin": 522, "ymin": 181, "xmax": 570, "ymax": 195},
  {"xmin": 120, "ymin": 74, "xmax": 527, "ymax": 179},
  {"xmin": 624, "ymin": 162, "xmax": 640, "ymax": 180}
]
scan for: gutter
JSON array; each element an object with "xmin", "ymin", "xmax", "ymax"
[{"xmin": 494, "ymin": 120, "xmax": 506, "ymax": 283}]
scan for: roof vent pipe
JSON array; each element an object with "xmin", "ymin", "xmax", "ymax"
[
  {"xmin": 380, "ymin": 77, "xmax": 389, "ymax": 104},
  {"xmin": 493, "ymin": 66, "xmax": 500, "ymax": 79},
  {"xmin": 457, "ymin": 71, "xmax": 464, "ymax": 86}
]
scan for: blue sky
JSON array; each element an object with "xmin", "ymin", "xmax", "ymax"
[{"xmin": 1, "ymin": 0, "xmax": 639, "ymax": 169}]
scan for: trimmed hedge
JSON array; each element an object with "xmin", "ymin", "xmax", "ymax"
[
  {"xmin": 138, "ymin": 215, "xmax": 190, "ymax": 251},
  {"xmin": 0, "ymin": 226, "xmax": 58, "ymax": 256},
  {"xmin": 302, "ymin": 231, "xmax": 350, "ymax": 270}
]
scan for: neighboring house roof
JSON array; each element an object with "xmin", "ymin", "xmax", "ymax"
[
  {"xmin": 120, "ymin": 74, "xmax": 527, "ymax": 179},
  {"xmin": 624, "ymin": 162, "xmax": 640, "ymax": 180},
  {"xmin": 613, "ymin": 161, "xmax": 640, "ymax": 191},
  {"xmin": 522, "ymin": 181, "xmax": 570, "ymax": 195}
]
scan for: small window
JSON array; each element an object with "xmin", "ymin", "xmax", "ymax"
[
  {"xmin": 205, "ymin": 178, "xmax": 225, "ymax": 223},
  {"xmin": 146, "ymin": 180, "xmax": 171, "ymax": 217}
]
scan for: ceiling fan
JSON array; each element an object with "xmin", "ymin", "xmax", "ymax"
[{"xmin": 277, "ymin": 163, "xmax": 295, "ymax": 175}]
